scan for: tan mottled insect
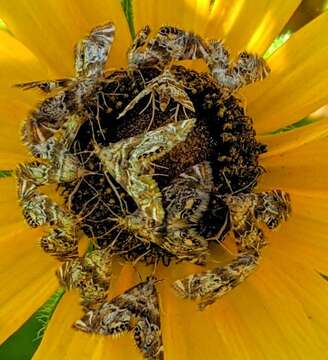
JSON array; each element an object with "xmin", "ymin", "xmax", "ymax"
[
  {"xmin": 118, "ymin": 69, "xmax": 195, "ymax": 126},
  {"xmin": 173, "ymin": 190, "xmax": 291, "ymax": 308},
  {"xmin": 17, "ymin": 23, "xmax": 116, "ymax": 159},
  {"xmin": 57, "ymin": 248, "xmax": 112, "ymax": 308},
  {"xmin": 173, "ymin": 252, "xmax": 258, "ymax": 309},
  {"xmin": 40, "ymin": 226, "xmax": 78, "ymax": 260},
  {"xmin": 95, "ymin": 118, "xmax": 196, "ymax": 225},
  {"xmin": 127, "ymin": 25, "xmax": 159, "ymax": 69},
  {"xmin": 205, "ymin": 41, "xmax": 270, "ymax": 93},
  {"xmin": 16, "ymin": 151, "xmax": 87, "ymax": 191},
  {"xmin": 128, "ymin": 25, "xmax": 269, "ymax": 95},
  {"xmin": 160, "ymin": 162, "xmax": 214, "ymax": 263},
  {"xmin": 19, "ymin": 189, "xmax": 59, "ymax": 228},
  {"xmin": 115, "ymin": 162, "xmax": 213, "ymax": 264},
  {"xmin": 74, "ymin": 276, "xmax": 163, "ymax": 360},
  {"xmin": 128, "ymin": 25, "xmax": 209, "ymax": 70},
  {"xmin": 39, "ymin": 192, "xmax": 102, "ymax": 261}
]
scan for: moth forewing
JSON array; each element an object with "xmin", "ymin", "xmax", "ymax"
[
  {"xmin": 74, "ymin": 22, "xmax": 115, "ymax": 78},
  {"xmin": 56, "ymin": 248, "xmax": 113, "ymax": 308},
  {"xmin": 74, "ymin": 276, "xmax": 164, "ymax": 357},
  {"xmin": 96, "ymin": 118, "xmax": 195, "ymax": 225},
  {"xmin": 173, "ymin": 253, "xmax": 259, "ymax": 310}
]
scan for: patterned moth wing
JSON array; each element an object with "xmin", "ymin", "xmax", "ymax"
[
  {"xmin": 74, "ymin": 276, "xmax": 163, "ymax": 359},
  {"xmin": 40, "ymin": 227, "xmax": 78, "ymax": 261},
  {"xmin": 118, "ymin": 69, "xmax": 195, "ymax": 120},
  {"xmin": 160, "ymin": 162, "xmax": 214, "ymax": 262},
  {"xmin": 19, "ymin": 22, "xmax": 115, "ymax": 158},
  {"xmin": 173, "ymin": 189, "xmax": 292, "ymax": 308},
  {"xmin": 254, "ymin": 190, "xmax": 291, "ymax": 230},
  {"xmin": 74, "ymin": 22, "xmax": 116, "ymax": 78},
  {"xmin": 173, "ymin": 253, "xmax": 258, "ymax": 309},
  {"xmin": 128, "ymin": 25, "xmax": 209, "ymax": 69},
  {"xmin": 205, "ymin": 41, "xmax": 270, "ymax": 93},
  {"xmin": 57, "ymin": 249, "xmax": 112, "ymax": 309},
  {"xmin": 95, "ymin": 118, "xmax": 196, "ymax": 225}
]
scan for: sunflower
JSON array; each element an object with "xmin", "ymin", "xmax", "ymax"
[{"xmin": 1, "ymin": 0, "xmax": 328, "ymax": 359}]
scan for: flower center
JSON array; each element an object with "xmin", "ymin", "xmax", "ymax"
[
  {"xmin": 16, "ymin": 23, "xmax": 291, "ymax": 359},
  {"xmin": 61, "ymin": 65, "xmax": 266, "ymax": 266}
]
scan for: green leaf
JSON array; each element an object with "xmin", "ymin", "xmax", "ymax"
[
  {"xmin": 320, "ymin": 273, "xmax": 328, "ymax": 282},
  {"xmin": 0, "ymin": 18, "xmax": 11, "ymax": 34},
  {"xmin": 0, "ymin": 289, "xmax": 64, "ymax": 360},
  {"xmin": 263, "ymin": 30, "xmax": 292, "ymax": 60},
  {"xmin": 0, "ymin": 170, "xmax": 12, "ymax": 178},
  {"xmin": 267, "ymin": 117, "xmax": 316, "ymax": 135},
  {"xmin": 121, "ymin": 0, "xmax": 136, "ymax": 39}
]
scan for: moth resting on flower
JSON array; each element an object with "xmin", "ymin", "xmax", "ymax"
[{"xmin": 15, "ymin": 21, "xmax": 291, "ymax": 360}]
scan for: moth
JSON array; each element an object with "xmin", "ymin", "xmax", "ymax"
[
  {"xmin": 173, "ymin": 190, "xmax": 291, "ymax": 309},
  {"xmin": 118, "ymin": 69, "xmax": 195, "ymax": 125},
  {"xmin": 17, "ymin": 22, "xmax": 116, "ymax": 160},
  {"xmin": 57, "ymin": 248, "xmax": 112, "ymax": 308},
  {"xmin": 95, "ymin": 118, "xmax": 196, "ymax": 226},
  {"xmin": 205, "ymin": 41, "xmax": 270, "ymax": 93},
  {"xmin": 160, "ymin": 161, "xmax": 214, "ymax": 263},
  {"xmin": 128, "ymin": 25, "xmax": 208, "ymax": 69},
  {"xmin": 116, "ymin": 162, "xmax": 213, "ymax": 264},
  {"xmin": 74, "ymin": 276, "xmax": 164, "ymax": 360},
  {"xmin": 128, "ymin": 25, "xmax": 269, "ymax": 95}
]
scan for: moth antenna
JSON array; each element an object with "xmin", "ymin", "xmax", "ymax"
[
  {"xmin": 221, "ymin": 169, "xmax": 233, "ymax": 193},
  {"xmin": 132, "ymin": 249, "xmax": 152, "ymax": 267},
  {"xmin": 95, "ymin": 94, "xmax": 106, "ymax": 140},
  {"xmin": 134, "ymin": 266, "xmax": 144, "ymax": 282},
  {"xmin": 103, "ymin": 172, "xmax": 126, "ymax": 214}
]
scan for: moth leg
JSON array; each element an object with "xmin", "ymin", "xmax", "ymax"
[
  {"xmin": 117, "ymin": 86, "xmax": 153, "ymax": 119},
  {"xmin": 14, "ymin": 78, "xmax": 74, "ymax": 93},
  {"xmin": 74, "ymin": 22, "xmax": 116, "ymax": 78}
]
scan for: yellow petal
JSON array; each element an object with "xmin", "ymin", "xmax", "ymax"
[
  {"xmin": 243, "ymin": 11, "xmax": 328, "ymax": 134},
  {"xmin": 33, "ymin": 264, "xmax": 141, "ymax": 360},
  {"xmin": 0, "ymin": 227, "xmax": 58, "ymax": 344},
  {"xmin": 0, "ymin": 31, "xmax": 49, "ymax": 91},
  {"xmin": 134, "ymin": 0, "xmax": 212, "ymax": 36},
  {"xmin": 0, "ymin": 178, "xmax": 26, "ymax": 236},
  {"xmin": 32, "ymin": 291, "xmax": 107, "ymax": 360},
  {"xmin": 0, "ymin": 31, "xmax": 48, "ymax": 166},
  {"xmin": 0, "ymin": 0, "xmax": 130, "ymax": 76},
  {"xmin": 232, "ymin": 258, "xmax": 328, "ymax": 358},
  {"xmin": 0, "ymin": 97, "xmax": 33, "ymax": 168},
  {"xmin": 206, "ymin": 0, "xmax": 300, "ymax": 55},
  {"xmin": 259, "ymin": 135, "xmax": 328, "ymax": 192},
  {"xmin": 263, "ymin": 191, "xmax": 328, "ymax": 274},
  {"xmin": 259, "ymin": 118, "xmax": 328, "ymax": 158},
  {"xmin": 157, "ymin": 257, "xmax": 328, "ymax": 359}
]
